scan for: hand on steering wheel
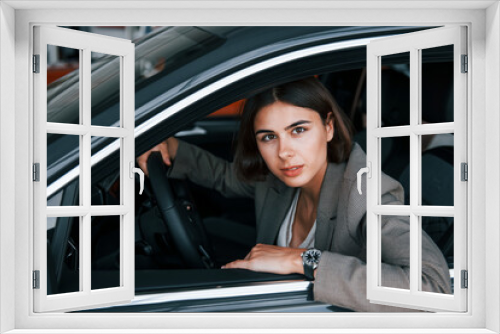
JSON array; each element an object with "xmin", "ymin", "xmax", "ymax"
[
  {"xmin": 137, "ymin": 137, "xmax": 179, "ymax": 177},
  {"xmin": 146, "ymin": 151, "xmax": 215, "ymax": 269}
]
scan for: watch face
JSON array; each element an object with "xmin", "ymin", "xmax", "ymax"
[{"xmin": 304, "ymin": 249, "xmax": 321, "ymax": 265}]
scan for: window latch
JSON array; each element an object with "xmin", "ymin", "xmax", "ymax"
[
  {"xmin": 357, "ymin": 162, "xmax": 372, "ymax": 195},
  {"xmin": 130, "ymin": 162, "xmax": 144, "ymax": 195}
]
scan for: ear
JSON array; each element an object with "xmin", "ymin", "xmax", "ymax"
[{"xmin": 326, "ymin": 112, "xmax": 335, "ymax": 142}]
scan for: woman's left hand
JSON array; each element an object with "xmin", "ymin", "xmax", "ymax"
[{"xmin": 222, "ymin": 243, "xmax": 305, "ymax": 275}]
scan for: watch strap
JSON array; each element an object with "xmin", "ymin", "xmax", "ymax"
[{"xmin": 303, "ymin": 261, "xmax": 315, "ymax": 281}]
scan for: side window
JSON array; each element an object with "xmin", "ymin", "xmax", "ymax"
[
  {"xmin": 33, "ymin": 26, "xmax": 136, "ymax": 312},
  {"xmin": 365, "ymin": 26, "xmax": 467, "ymax": 312}
]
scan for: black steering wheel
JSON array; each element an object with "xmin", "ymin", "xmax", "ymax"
[{"xmin": 147, "ymin": 151, "xmax": 215, "ymax": 269}]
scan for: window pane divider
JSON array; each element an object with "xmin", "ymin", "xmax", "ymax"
[
  {"xmin": 46, "ymin": 206, "xmax": 88, "ymax": 217},
  {"xmin": 46, "ymin": 123, "xmax": 128, "ymax": 138},
  {"xmin": 81, "ymin": 48, "xmax": 93, "ymax": 296},
  {"xmin": 82, "ymin": 214, "xmax": 91, "ymax": 293},
  {"xmin": 373, "ymin": 125, "xmax": 412, "ymax": 137},
  {"xmin": 90, "ymin": 205, "xmax": 129, "ymax": 216},
  {"xmin": 409, "ymin": 47, "xmax": 419, "ymax": 295},
  {"xmin": 46, "ymin": 122, "xmax": 88, "ymax": 135},
  {"xmin": 90, "ymin": 126, "xmax": 128, "ymax": 138},
  {"xmin": 373, "ymin": 205, "xmax": 411, "ymax": 215},
  {"xmin": 373, "ymin": 205, "xmax": 454, "ymax": 217},
  {"xmin": 412, "ymin": 123, "xmax": 454, "ymax": 135},
  {"xmin": 373, "ymin": 123, "xmax": 455, "ymax": 138},
  {"xmin": 46, "ymin": 205, "xmax": 129, "ymax": 217},
  {"xmin": 411, "ymin": 206, "xmax": 455, "ymax": 217}
]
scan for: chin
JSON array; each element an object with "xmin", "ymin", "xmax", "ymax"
[{"xmin": 280, "ymin": 176, "xmax": 309, "ymax": 188}]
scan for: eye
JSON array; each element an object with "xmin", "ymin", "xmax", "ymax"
[
  {"xmin": 292, "ymin": 126, "xmax": 306, "ymax": 134},
  {"xmin": 260, "ymin": 134, "xmax": 277, "ymax": 142}
]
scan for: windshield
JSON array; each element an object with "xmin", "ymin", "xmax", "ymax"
[
  {"xmin": 47, "ymin": 27, "xmax": 225, "ymax": 182},
  {"xmin": 47, "ymin": 26, "xmax": 224, "ymax": 129}
]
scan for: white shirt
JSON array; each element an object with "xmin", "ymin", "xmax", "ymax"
[{"xmin": 276, "ymin": 189, "xmax": 316, "ymax": 249}]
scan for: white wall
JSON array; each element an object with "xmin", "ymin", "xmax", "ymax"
[
  {"xmin": 0, "ymin": 2, "xmax": 16, "ymax": 334},
  {"xmin": 485, "ymin": 2, "xmax": 500, "ymax": 333}
]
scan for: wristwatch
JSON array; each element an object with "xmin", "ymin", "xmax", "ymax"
[{"xmin": 301, "ymin": 248, "xmax": 322, "ymax": 281}]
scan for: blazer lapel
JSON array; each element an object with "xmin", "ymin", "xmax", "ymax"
[
  {"xmin": 257, "ymin": 162, "xmax": 346, "ymax": 248},
  {"xmin": 314, "ymin": 162, "xmax": 345, "ymax": 250},
  {"xmin": 257, "ymin": 178, "xmax": 296, "ymax": 245}
]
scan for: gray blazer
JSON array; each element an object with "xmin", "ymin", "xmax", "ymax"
[{"xmin": 169, "ymin": 140, "xmax": 452, "ymax": 312}]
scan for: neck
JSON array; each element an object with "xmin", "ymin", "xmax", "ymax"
[
  {"xmin": 299, "ymin": 186, "xmax": 320, "ymax": 211},
  {"xmin": 299, "ymin": 162, "xmax": 328, "ymax": 210}
]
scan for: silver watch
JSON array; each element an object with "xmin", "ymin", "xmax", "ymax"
[{"xmin": 301, "ymin": 248, "xmax": 321, "ymax": 281}]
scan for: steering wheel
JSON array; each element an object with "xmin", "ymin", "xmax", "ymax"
[{"xmin": 147, "ymin": 151, "xmax": 215, "ymax": 269}]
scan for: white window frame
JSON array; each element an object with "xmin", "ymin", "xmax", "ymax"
[
  {"xmin": 365, "ymin": 26, "xmax": 467, "ymax": 312},
  {"xmin": 32, "ymin": 25, "xmax": 136, "ymax": 312},
  {"xmin": 1, "ymin": 1, "xmax": 498, "ymax": 333}
]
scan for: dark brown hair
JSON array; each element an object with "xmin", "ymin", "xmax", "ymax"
[{"xmin": 234, "ymin": 77, "xmax": 354, "ymax": 181}]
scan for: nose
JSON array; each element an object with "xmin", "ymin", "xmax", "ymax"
[{"xmin": 278, "ymin": 137, "xmax": 295, "ymax": 159}]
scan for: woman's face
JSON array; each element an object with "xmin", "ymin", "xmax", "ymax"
[{"xmin": 254, "ymin": 101, "xmax": 334, "ymax": 190}]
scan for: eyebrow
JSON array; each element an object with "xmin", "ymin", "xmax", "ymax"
[{"xmin": 255, "ymin": 120, "xmax": 311, "ymax": 136}]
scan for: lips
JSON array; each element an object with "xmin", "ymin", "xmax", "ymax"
[{"xmin": 280, "ymin": 165, "xmax": 304, "ymax": 177}]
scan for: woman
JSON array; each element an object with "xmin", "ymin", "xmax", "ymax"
[{"xmin": 137, "ymin": 77, "xmax": 451, "ymax": 312}]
